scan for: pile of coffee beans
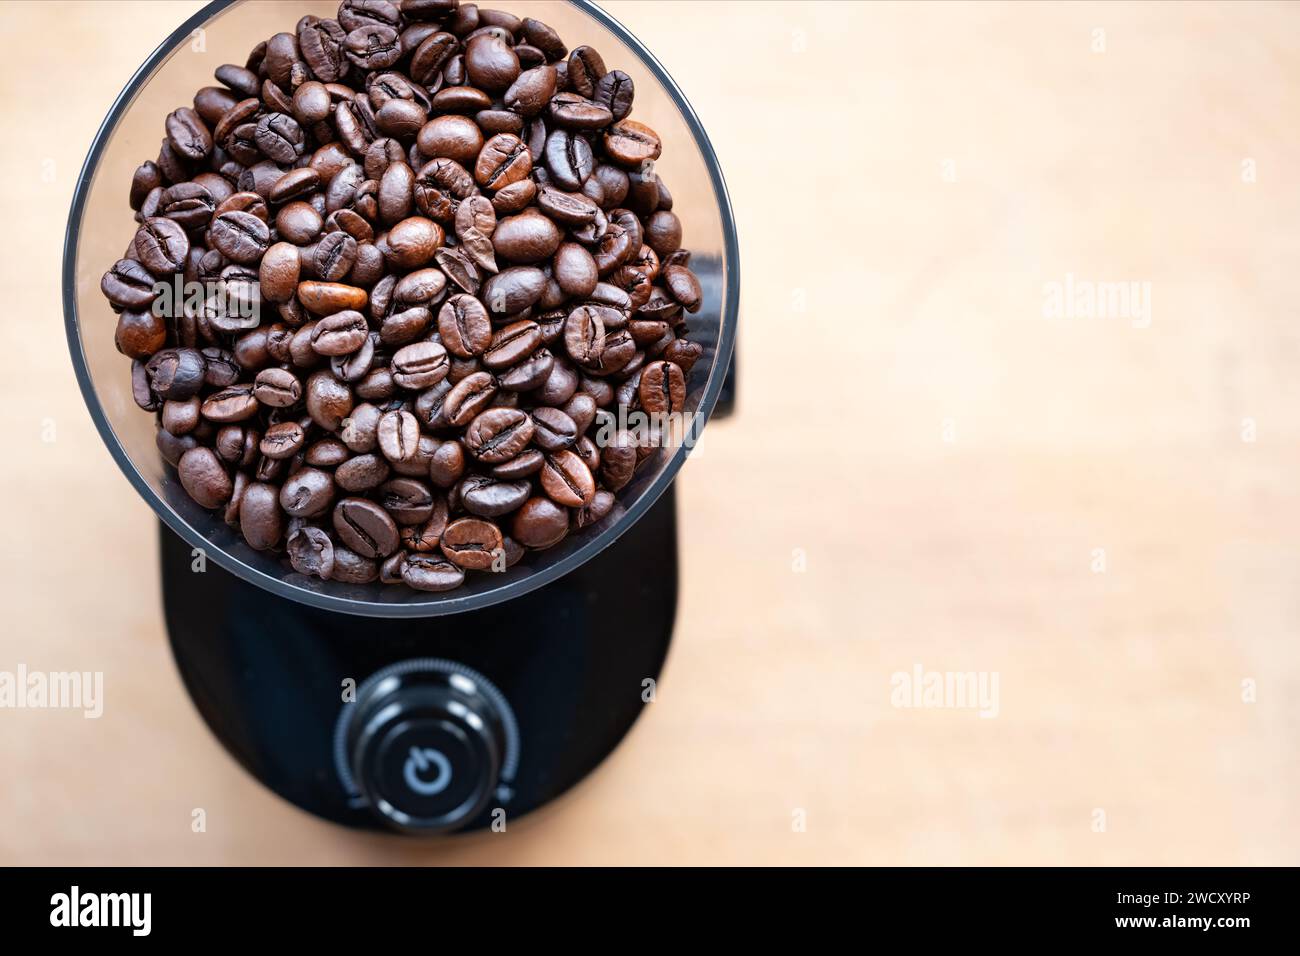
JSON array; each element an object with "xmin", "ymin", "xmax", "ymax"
[{"xmin": 100, "ymin": 0, "xmax": 706, "ymax": 593}]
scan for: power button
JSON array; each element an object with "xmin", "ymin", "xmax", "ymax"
[{"xmin": 343, "ymin": 666, "xmax": 512, "ymax": 834}]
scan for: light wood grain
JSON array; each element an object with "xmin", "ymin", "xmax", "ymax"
[{"xmin": 1, "ymin": 0, "xmax": 1298, "ymax": 865}]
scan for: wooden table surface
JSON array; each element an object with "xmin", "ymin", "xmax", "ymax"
[{"xmin": 1, "ymin": 0, "xmax": 1298, "ymax": 865}]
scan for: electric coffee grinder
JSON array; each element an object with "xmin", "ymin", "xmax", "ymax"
[{"xmin": 64, "ymin": 0, "xmax": 738, "ymax": 835}]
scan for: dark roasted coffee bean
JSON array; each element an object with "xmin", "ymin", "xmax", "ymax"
[
  {"xmin": 178, "ymin": 446, "xmax": 233, "ymax": 508},
  {"xmin": 165, "ymin": 107, "xmax": 213, "ymax": 161},
  {"xmin": 664, "ymin": 263, "xmax": 703, "ymax": 312},
  {"xmin": 336, "ymin": 452, "xmax": 390, "ymax": 491},
  {"xmin": 512, "ymin": 495, "xmax": 568, "ymax": 548},
  {"xmin": 210, "ymin": 210, "xmax": 270, "ymax": 264},
  {"xmin": 460, "ymin": 474, "xmax": 531, "ymax": 517},
  {"xmin": 639, "ymin": 360, "xmax": 686, "ymax": 414},
  {"xmin": 288, "ymin": 525, "xmax": 335, "ymax": 578},
  {"xmin": 313, "ymin": 231, "xmax": 359, "ymax": 282},
  {"xmin": 345, "ymin": 24, "xmax": 402, "ymax": 70},
  {"xmin": 504, "ymin": 64, "xmax": 556, "ymax": 116},
  {"xmin": 564, "ymin": 305, "xmax": 606, "ymax": 366},
  {"xmin": 572, "ymin": 488, "xmax": 615, "ymax": 530},
  {"xmin": 593, "ymin": 69, "xmax": 634, "ymax": 121},
  {"xmin": 481, "ymin": 266, "xmax": 546, "ymax": 313},
  {"xmin": 114, "ymin": 310, "xmax": 167, "ymax": 359},
  {"xmin": 531, "ymin": 406, "xmax": 578, "ymax": 450},
  {"xmin": 332, "ymin": 546, "xmax": 379, "ymax": 583},
  {"xmin": 540, "ymin": 449, "xmax": 595, "ymax": 507},
  {"xmin": 566, "ymin": 45, "xmax": 606, "ymax": 98},
  {"xmin": 464, "ymin": 406, "xmax": 533, "ymax": 464},
  {"xmin": 543, "ymin": 128, "xmax": 593, "ymax": 190},
  {"xmin": 161, "ymin": 397, "xmax": 201, "ymax": 436},
  {"xmin": 492, "ymin": 210, "xmax": 561, "ymax": 263},
  {"xmin": 379, "ymin": 477, "xmax": 436, "ymax": 524},
  {"xmin": 464, "ymin": 33, "xmax": 520, "ymax": 94},
  {"xmin": 474, "ymin": 133, "xmax": 532, "ymax": 190},
  {"xmin": 377, "ymin": 408, "xmax": 421, "ymax": 462},
  {"xmin": 134, "ymin": 217, "xmax": 190, "ymax": 275},
  {"xmin": 238, "ymin": 482, "xmax": 284, "ymax": 550},
  {"xmin": 549, "ymin": 92, "xmax": 612, "ymax": 131},
  {"xmin": 437, "ymin": 294, "xmax": 492, "ymax": 358},
  {"xmin": 260, "ymin": 420, "xmax": 306, "ymax": 460},
  {"xmin": 298, "ymin": 280, "xmax": 368, "ymax": 314},
  {"xmin": 440, "ymin": 516, "xmax": 504, "ymax": 570},
  {"xmin": 101, "ymin": 258, "xmax": 158, "ymax": 309},
  {"xmin": 311, "ymin": 310, "xmax": 370, "ymax": 356},
  {"xmin": 334, "ymin": 496, "xmax": 400, "ymax": 558},
  {"xmin": 147, "ymin": 347, "xmax": 206, "ymax": 400},
  {"xmin": 391, "ymin": 341, "xmax": 449, "ymax": 389},
  {"xmin": 428, "ymin": 438, "xmax": 465, "ymax": 487},
  {"xmin": 202, "ymin": 384, "xmax": 259, "ymax": 423},
  {"xmin": 604, "ymin": 119, "xmax": 662, "ymax": 168},
  {"xmin": 252, "ymin": 367, "xmax": 303, "ymax": 407},
  {"xmin": 553, "ymin": 241, "xmax": 598, "ymax": 298},
  {"xmin": 402, "ymin": 552, "xmax": 464, "ymax": 591},
  {"xmin": 482, "ymin": 319, "xmax": 541, "ymax": 370},
  {"xmin": 306, "ymin": 368, "xmax": 354, "ymax": 429}
]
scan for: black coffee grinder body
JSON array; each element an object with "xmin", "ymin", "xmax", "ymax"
[{"xmin": 163, "ymin": 483, "xmax": 679, "ymax": 835}]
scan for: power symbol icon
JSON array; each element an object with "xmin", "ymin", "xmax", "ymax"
[{"xmin": 402, "ymin": 746, "xmax": 452, "ymax": 796}]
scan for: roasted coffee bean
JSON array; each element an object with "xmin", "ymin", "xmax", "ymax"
[
  {"xmin": 165, "ymin": 107, "xmax": 213, "ymax": 161},
  {"xmin": 439, "ymin": 516, "xmax": 504, "ymax": 570},
  {"xmin": 593, "ymin": 70, "xmax": 634, "ymax": 121},
  {"xmin": 481, "ymin": 266, "xmax": 546, "ymax": 313},
  {"xmin": 454, "ymin": 476, "xmax": 526, "ymax": 522},
  {"xmin": 384, "ymin": 216, "xmax": 444, "ymax": 269},
  {"xmin": 428, "ymin": 438, "xmax": 465, "ymax": 487},
  {"xmin": 313, "ymin": 232, "xmax": 359, "ymax": 282},
  {"xmin": 455, "ymin": 410, "xmax": 526, "ymax": 473},
  {"xmin": 512, "ymin": 495, "xmax": 568, "ymax": 549},
  {"xmin": 492, "ymin": 210, "xmax": 561, "ymax": 263},
  {"xmin": 604, "ymin": 119, "xmax": 662, "ymax": 168},
  {"xmin": 333, "ymin": 497, "xmax": 400, "ymax": 558},
  {"xmin": 210, "ymin": 210, "xmax": 270, "ymax": 264},
  {"xmin": 549, "ymin": 92, "xmax": 613, "ymax": 131},
  {"xmin": 531, "ymin": 406, "xmax": 578, "ymax": 450},
  {"xmin": 238, "ymin": 482, "xmax": 284, "ymax": 550},
  {"xmin": 475, "ymin": 133, "xmax": 532, "ymax": 190},
  {"xmin": 336, "ymin": 452, "xmax": 390, "ymax": 491},
  {"xmin": 504, "ymin": 64, "xmax": 556, "ymax": 116},
  {"xmin": 377, "ymin": 408, "xmax": 421, "ymax": 461},
  {"xmin": 287, "ymin": 525, "xmax": 335, "ymax": 578},
  {"xmin": 373, "ymin": 478, "xmax": 432, "ymax": 526},
  {"xmin": 332, "ymin": 546, "xmax": 379, "ymax": 583},
  {"xmin": 134, "ymin": 217, "xmax": 190, "ymax": 276},
  {"xmin": 464, "ymin": 32, "xmax": 520, "ymax": 95},
  {"xmin": 178, "ymin": 446, "xmax": 233, "ymax": 508},
  {"xmin": 114, "ymin": 310, "xmax": 167, "ymax": 359},
  {"xmin": 482, "ymin": 319, "xmax": 541, "ymax": 370},
  {"xmin": 543, "ymin": 128, "xmax": 593, "ymax": 190},
  {"xmin": 497, "ymin": 347, "xmax": 554, "ymax": 392},
  {"xmin": 298, "ymin": 280, "xmax": 368, "ymax": 314},
  {"xmin": 540, "ymin": 449, "xmax": 595, "ymax": 507},
  {"xmin": 392, "ymin": 341, "xmax": 450, "ymax": 389},
  {"xmin": 345, "ymin": 24, "xmax": 402, "ymax": 71},
  {"xmin": 161, "ymin": 397, "xmax": 201, "ymax": 436},
  {"xmin": 200, "ymin": 384, "xmax": 258, "ymax": 423},
  {"xmin": 146, "ymin": 347, "xmax": 206, "ymax": 400},
  {"xmin": 260, "ymin": 421, "xmax": 306, "ymax": 460},
  {"xmin": 306, "ymin": 369, "xmax": 354, "ymax": 429},
  {"xmin": 258, "ymin": 241, "xmax": 300, "ymax": 303},
  {"xmin": 564, "ymin": 305, "xmax": 606, "ymax": 365},
  {"xmin": 101, "ymin": 258, "xmax": 159, "ymax": 310},
  {"xmin": 311, "ymin": 310, "xmax": 370, "ymax": 356},
  {"xmin": 572, "ymin": 488, "xmax": 615, "ymax": 529},
  {"xmin": 638, "ymin": 359, "xmax": 686, "ymax": 414},
  {"xmin": 437, "ymin": 294, "xmax": 492, "ymax": 358},
  {"xmin": 251, "ymin": 367, "xmax": 302, "ymax": 408},
  {"xmin": 553, "ymin": 241, "xmax": 599, "ymax": 298},
  {"xmin": 402, "ymin": 552, "xmax": 464, "ymax": 591},
  {"xmin": 400, "ymin": 499, "xmax": 449, "ymax": 552},
  {"xmin": 664, "ymin": 263, "xmax": 703, "ymax": 312},
  {"xmin": 340, "ymin": 402, "xmax": 382, "ymax": 452}
]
